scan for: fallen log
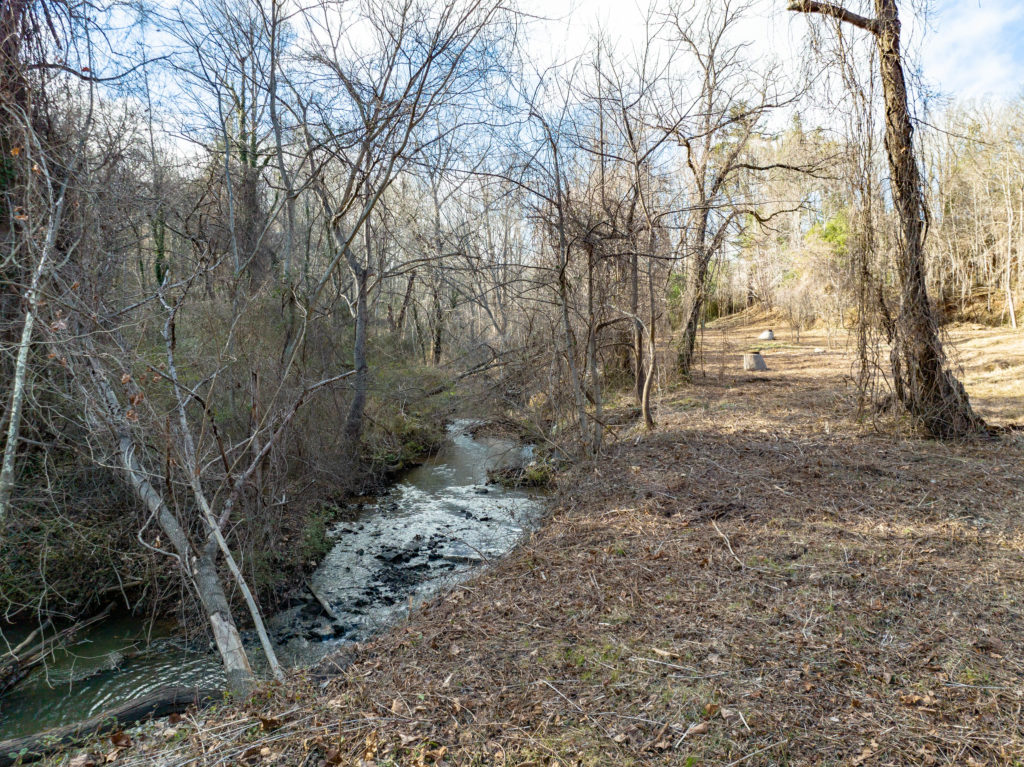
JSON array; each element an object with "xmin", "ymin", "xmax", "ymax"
[
  {"xmin": 305, "ymin": 580, "xmax": 346, "ymax": 631},
  {"xmin": 4, "ymin": 622, "xmax": 52, "ymax": 664},
  {"xmin": 0, "ymin": 686, "xmax": 221, "ymax": 766}
]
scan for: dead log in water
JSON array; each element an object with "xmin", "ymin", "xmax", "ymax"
[
  {"xmin": 0, "ymin": 604, "xmax": 113, "ymax": 696},
  {"xmin": 0, "ymin": 686, "xmax": 220, "ymax": 766},
  {"xmin": 305, "ymin": 580, "xmax": 347, "ymax": 632}
]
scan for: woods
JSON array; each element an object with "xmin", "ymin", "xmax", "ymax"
[{"xmin": 0, "ymin": 0, "xmax": 1021, "ymax": 759}]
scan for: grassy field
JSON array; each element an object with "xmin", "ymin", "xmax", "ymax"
[{"xmin": 70, "ymin": 322, "xmax": 1024, "ymax": 766}]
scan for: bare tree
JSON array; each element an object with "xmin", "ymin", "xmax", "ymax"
[
  {"xmin": 665, "ymin": 0, "xmax": 789, "ymax": 378},
  {"xmin": 0, "ymin": 105, "xmax": 72, "ymax": 525},
  {"xmin": 789, "ymin": 0, "xmax": 984, "ymax": 438},
  {"xmin": 294, "ymin": 0, "xmax": 511, "ymax": 446}
]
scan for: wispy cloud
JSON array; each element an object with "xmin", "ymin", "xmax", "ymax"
[{"xmin": 921, "ymin": 0, "xmax": 1024, "ymax": 102}]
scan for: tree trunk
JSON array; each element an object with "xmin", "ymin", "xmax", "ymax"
[
  {"xmin": 631, "ymin": 250, "xmax": 644, "ymax": 404},
  {"xmin": 872, "ymin": 0, "xmax": 983, "ymax": 438},
  {"xmin": 641, "ymin": 238, "xmax": 658, "ymax": 430},
  {"xmin": 0, "ymin": 189, "xmax": 65, "ymax": 526},
  {"xmin": 83, "ymin": 356, "xmax": 255, "ymax": 695},
  {"xmin": 677, "ymin": 244, "xmax": 708, "ymax": 378},
  {"xmin": 586, "ymin": 247, "xmax": 602, "ymax": 454},
  {"xmin": 788, "ymin": 0, "xmax": 985, "ymax": 438},
  {"xmin": 344, "ymin": 264, "xmax": 369, "ymax": 446},
  {"xmin": 1005, "ymin": 171, "xmax": 1018, "ymax": 330},
  {"xmin": 394, "ymin": 270, "xmax": 416, "ymax": 336},
  {"xmin": 558, "ymin": 244, "xmax": 589, "ymax": 445},
  {"xmin": 124, "ymin": 429, "xmax": 254, "ymax": 695},
  {"xmin": 431, "ymin": 284, "xmax": 444, "ymax": 366},
  {"xmin": 193, "ymin": 548, "xmax": 256, "ymax": 695}
]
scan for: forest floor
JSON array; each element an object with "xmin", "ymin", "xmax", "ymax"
[{"xmin": 64, "ymin": 320, "xmax": 1024, "ymax": 767}]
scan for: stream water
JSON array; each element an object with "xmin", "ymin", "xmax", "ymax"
[{"xmin": 0, "ymin": 421, "xmax": 544, "ymax": 740}]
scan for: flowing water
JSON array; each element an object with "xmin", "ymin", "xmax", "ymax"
[{"xmin": 0, "ymin": 421, "xmax": 544, "ymax": 740}]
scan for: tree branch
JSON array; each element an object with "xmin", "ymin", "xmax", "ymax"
[{"xmin": 786, "ymin": 1, "xmax": 880, "ymax": 35}]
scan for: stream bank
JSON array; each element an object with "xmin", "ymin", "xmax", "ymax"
[
  {"xmin": 74, "ymin": 327, "xmax": 1024, "ymax": 767},
  {"xmin": 0, "ymin": 420, "xmax": 545, "ymax": 741}
]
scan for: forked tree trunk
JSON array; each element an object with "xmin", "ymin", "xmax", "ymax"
[
  {"xmin": 83, "ymin": 356, "xmax": 255, "ymax": 695},
  {"xmin": 788, "ymin": 0, "xmax": 984, "ymax": 439},
  {"xmin": 120, "ymin": 433, "xmax": 254, "ymax": 695}
]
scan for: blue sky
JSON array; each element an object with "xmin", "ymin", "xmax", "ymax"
[
  {"xmin": 920, "ymin": 0, "xmax": 1024, "ymax": 103},
  {"xmin": 527, "ymin": 0, "xmax": 1024, "ymax": 105}
]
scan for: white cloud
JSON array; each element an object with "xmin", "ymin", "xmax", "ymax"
[
  {"xmin": 522, "ymin": 0, "xmax": 1022, "ymax": 104},
  {"xmin": 911, "ymin": 0, "xmax": 1023, "ymax": 102}
]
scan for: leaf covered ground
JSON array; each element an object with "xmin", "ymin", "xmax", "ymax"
[{"xmin": 63, "ymin": 325, "xmax": 1024, "ymax": 766}]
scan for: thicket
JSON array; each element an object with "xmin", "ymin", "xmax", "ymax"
[{"xmin": 707, "ymin": 100, "xmax": 1024, "ymax": 335}]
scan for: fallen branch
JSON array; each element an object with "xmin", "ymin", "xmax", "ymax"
[
  {"xmin": 722, "ymin": 738, "xmax": 789, "ymax": 767},
  {"xmin": 0, "ymin": 603, "xmax": 113, "ymax": 696},
  {"xmin": 0, "ymin": 686, "xmax": 220, "ymax": 766},
  {"xmin": 710, "ymin": 520, "xmax": 777, "ymax": 576},
  {"xmin": 305, "ymin": 580, "xmax": 346, "ymax": 631}
]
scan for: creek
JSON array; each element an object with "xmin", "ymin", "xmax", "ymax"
[{"xmin": 0, "ymin": 421, "xmax": 544, "ymax": 740}]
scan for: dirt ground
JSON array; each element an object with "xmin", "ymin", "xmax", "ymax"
[{"xmin": 81, "ymin": 322, "xmax": 1024, "ymax": 766}]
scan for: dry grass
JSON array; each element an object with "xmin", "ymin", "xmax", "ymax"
[
  {"xmin": 73, "ymin": 323, "xmax": 1024, "ymax": 767},
  {"xmin": 945, "ymin": 325, "xmax": 1024, "ymax": 425}
]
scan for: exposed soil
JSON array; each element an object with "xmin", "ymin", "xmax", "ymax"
[{"xmin": 62, "ymin": 323, "xmax": 1024, "ymax": 767}]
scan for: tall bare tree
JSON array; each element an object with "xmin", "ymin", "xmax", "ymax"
[{"xmin": 666, "ymin": 0, "xmax": 788, "ymax": 378}]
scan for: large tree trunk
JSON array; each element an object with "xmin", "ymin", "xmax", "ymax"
[
  {"xmin": 872, "ymin": 0, "xmax": 983, "ymax": 438},
  {"xmin": 193, "ymin": 547, "xmax": 256, "ymax": 695},
  {"xmin": 788, "ymin": 0, "xmax": 984, "ymax": 438}
]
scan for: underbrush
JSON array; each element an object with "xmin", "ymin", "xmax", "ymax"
[
  {"xmin": 1, "ymin": 292, "xmax": 462, "ymax": 627},
  {"xmin": 0, "ymin": 456, "xmax": 165, "ymax": 621},
  {"xmin": 488, "ymin": 459, "xmax": 555, "ymax": 488},
  {"xmin": 940, "ymin": 289, "xmax": 1023, "ymax": 328}
]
